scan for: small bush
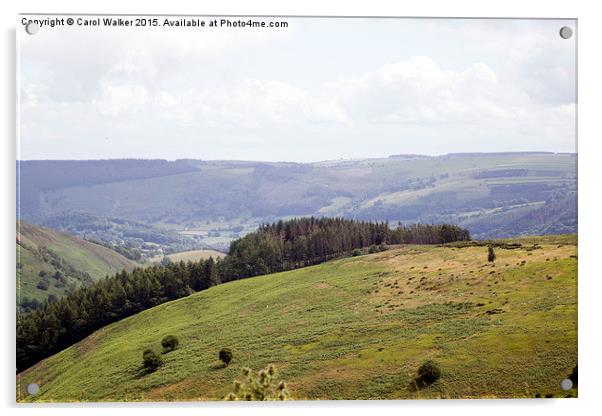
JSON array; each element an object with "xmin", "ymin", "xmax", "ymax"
[
  {"xmin": 368, "ymin": 245, "xmax": 379, "ymax": 254},
  {"xmin": 142, "ymin": 349, "xmax": 163, "ymax": 372},
  {"xmin": 487, "ymin": 246, "xmax": 496, "ymax": 263},
  {"xmin": 351, "ymin": 249, "xmax": 362, "ymax": 257},
  {"xmin": 415, "ymin": 360, "xmax": 441, "ymax": 387},
  {"xmin": 219, "ymin": 348, "xmax": 233, "ymax": 365},
  {"xmin": 161, "ymin": 335, "xmax": 179, "ymax": 353},
  {"xmin": 36, "ymin": 280, "xmax": 49, "ymax": 291}
]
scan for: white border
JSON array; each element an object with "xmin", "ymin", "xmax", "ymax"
[{"xmin": 2, "ymin": 1, "xmax": 601, "ymax": 415}]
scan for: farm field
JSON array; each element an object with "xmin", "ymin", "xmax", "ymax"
[
  {"xmin": 167, "ymin": 249, "xmax": 226, "ymax": 262},
  {"xmin": 17, "ymin": 234, "xmax": 577, "ymax": 402}
]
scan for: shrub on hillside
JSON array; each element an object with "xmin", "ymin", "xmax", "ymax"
[
  {"xmin": 351, "ymin": 249, "xmax": 362, "ymax": 257},
  {"xmin": 488, "ymin": 246, "xmax": 496, "ymax": 263},
  {"xmin": 161, "ymin": 335, "xmax": 179, "ymax": 353},
  {"xmin": 225, "ymin": 365, "xmax": 289, "ymax": 401},
  {"xmin": 219, "ymin": 348, "xmax": 233, "ymax": 366},
  {"xmin": 368, "ymin": 245, "xmax": 388, "ymax": 254},
  {"xmin": 36, "ymin": 280, "xmax": 49, "ymax": 291},
  {"xmin": 142, "ymin": 349, "xmax": 163, "ymax": 372},
  {"xmin": 415, "ymin": 360, "xmax": 442, "ymax": 387}
]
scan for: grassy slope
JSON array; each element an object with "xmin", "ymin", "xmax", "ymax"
[
  {"xmin": 17, "ymin": 235, "xmax": 577, "ymax": 401},
  {"xmin": 17, "ymin": 221, "xmax": 136, "ymax": 303}
]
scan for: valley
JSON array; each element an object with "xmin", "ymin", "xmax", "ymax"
[{"xmin": 18, "ymin": 153, "xmax": 577, "ymax": 252}]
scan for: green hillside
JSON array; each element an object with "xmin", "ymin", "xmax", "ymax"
[
  {"xmin": 17, "ymin": 235, "xmax": 577, "ymax": 401},
  {"xmin": 17, "ymin": 221, "xmax": 136, "ymax": 309}
]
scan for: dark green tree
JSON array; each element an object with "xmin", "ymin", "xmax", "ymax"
[
  {"xmin": 415, "ymin": 360, "xmax": 442, "ymax": 387},
  {"xmin": 488, "ymin": 246, "xmax": 496, "ymax": 263},
  {"xmin": 204, "ymin": 257, "xmax": 220, "ymax": 286},
  {"xmin": 142, "ymin": 349, "xmax": 163, "ymax": 372},
  {"xmin": 219, "ymin": 348, "xmax": 233, "ymax": 366},
  {"xmin": 161, "ymin": 335, "xmax": 179, "ymax": 353}
]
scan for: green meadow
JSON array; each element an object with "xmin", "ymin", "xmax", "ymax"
[{"xmin": 17, "ymin": 234, "xmax": 577, "ymax": 402}]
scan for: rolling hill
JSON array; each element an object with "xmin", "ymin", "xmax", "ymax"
[
  {"xmin": 17, "ymin": 221, "xmax": 136, "ymax": 310},
  {"xmin": 17, "ymin": 234, "xmax": 577, "ymax": 401},
  {"xmin": 18, "ymin": 153, "xmax": 577, "ymax": 247}
]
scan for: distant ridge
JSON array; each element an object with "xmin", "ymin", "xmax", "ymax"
[
  {"xmin": 17, "ymin": 153, "xmax": 577, "ymax": 241},
  {"xmin": 388, "ymin": 154, "xmax": 432, "ymax": 159},
  {"xmin": 444, "ymin": 151, "xmax": 558, "ymax": 157}
]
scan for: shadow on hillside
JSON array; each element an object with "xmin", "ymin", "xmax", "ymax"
[
  {"xmin": 408, "ymin": 378, "xmax": 439, "ymax": 392},
  {"xmin": 129, "ymin": 365, "xmax": 159, "ymax": 379}
]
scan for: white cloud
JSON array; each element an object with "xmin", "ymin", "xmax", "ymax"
[
  {"xmin": 90, "ymin": 77, "xmax": 349, "ymax": 130},
  {"xmin": 195, "ymin": 78, "xmax": 350, "ymax": 128},
  {"xmin": 332, "ymin": 56, "xmax": 521, "ymax": 125},
  {"xmin": 96, "ymin": 84, "xmax": 151, "ymax": 116},
  {"xmin": 18, "ymin": 18, "xmax": 576, "ymax": 161}
]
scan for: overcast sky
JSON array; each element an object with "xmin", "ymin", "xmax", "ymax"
[{"xmin": 18, "ymin": 17, "xmax": 576, "ymax": 162}]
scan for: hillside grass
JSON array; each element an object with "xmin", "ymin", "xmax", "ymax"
[
  {"xmin": 17, "ymin": 245, "xmax": 65, "ymax": 302},
  {"xmin": 17, "ymin": 235, "xmax": 577, "ymax": 401},
  {"xmin": 17, "ymin": 221, "xmax": 136, "ymax": 304}
]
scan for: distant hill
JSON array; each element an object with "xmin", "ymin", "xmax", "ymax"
[
  {"xmin": 17, "ymin": 153, "xmax": 577, "ymax": 242},
  {"xmin": 17, "ymin": 159, "xmax": 197, "ymax": 220},
  {"xmin": 17, "ymin": 221, "xmax": 136, "ymax": 312},
  {"xmin": 37, "ymin": 211, "xmax": 209, "ymax": 260},
  {"xmin": 17, "ymin": 234, "xmax": 577, "ymax": 401}
]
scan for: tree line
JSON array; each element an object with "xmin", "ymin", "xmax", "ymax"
[
  {"xmin": 218, "ymin": 218, "xmax": 470, "ymax": 281},
  {"xmin": 17, "ymin": 217, "xmax": 469, "ymax": 372}
]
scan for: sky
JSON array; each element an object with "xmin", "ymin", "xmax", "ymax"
[{"xmin": 18, "ymin": 17, "xmax": 577, "ymax": 162}]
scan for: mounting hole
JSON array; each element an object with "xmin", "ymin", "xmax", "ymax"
[
  {"xmin": 25, "ymin": 22, "xmax": 40, "ymax": 35},
  {"xmin": 560, "ymin": 378, "xmax": 573, "ymax": 390},
  {"xmin": 559, "ymin": 26, "xmax": 573, "ymax": 39},
  {"xmin": 26, "ymin": 383, "xmax": 39, "ymax": 395}
]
